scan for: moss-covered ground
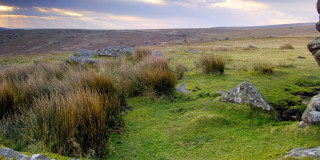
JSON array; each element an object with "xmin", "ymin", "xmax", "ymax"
[{"xmin": 1, "ymin": 36, "xmax": 320, "ymax": 159}]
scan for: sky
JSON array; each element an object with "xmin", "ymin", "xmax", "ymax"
[{"xmin": 0, "ymin": 0, "xmax": 318, "ymax": 29}]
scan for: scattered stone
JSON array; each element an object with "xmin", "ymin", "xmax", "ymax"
[
  {"xmin": 245, "ymin": 45, "xmax": 258, "ymax": 49},
  {"xmin": 177, "ymin": 82, "xmax": 188, "ymax": 95},
  {"xmin": 221, "ymin": 82, "xmax": 272, "ymax": 111},
  {"xmin": 30, "ymin": 154, "xmax": 51, "ymax": 160},
  {"xmin": 151, "ymin": 50, "xmax": 163, "ymax": 57},
  {"xmin": 299, "ymin": 121, "xmax": 311, "ymax": 128},
  {"xmin": 297, "ymin": 56, "xmax": 306, "ymax": 59},
  {"xmin": 301, "ymin": 94, "xmax": 320, "ymax": 125},
  {"xmin": 0, "ymin": 148, "xmax": 28, "ymax": 160},
  {"xmin": 216, "ymin": 91, "xmax": 224, "ymax": 95},
  {"xmin": 66, "ymin": 49, "xmax": 99, "ymax": 65},
  {"xmin": 96, "ymin": 46, "xmax": 135, "ymax": 57},
  {"xmin": 185, "ymin": 49, "xmax": 200, "ymax": 53},
  {"xmin": 282, "ymin": 146, "xmax": 320, "ymax": 159}
]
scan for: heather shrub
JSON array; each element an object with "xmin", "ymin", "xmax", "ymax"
[
  {"xmin": 133, "ymin": 49, "xmax": 152, "ymax": 62},
  {"xmin": 253, "ymin": 63, "xmax": 274, "ymax": 74},
  {"xmin": 175, "ymin": 63, "xmax": 188, "ymax": 80},
  {"xmin": 196, "ymin": 56, "xmax": 225, "ymax": 74}
]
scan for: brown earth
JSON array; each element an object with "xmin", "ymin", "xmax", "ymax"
[{"xmin": 0, "ymin": 24, "xmax": 318, "ymax": 55}]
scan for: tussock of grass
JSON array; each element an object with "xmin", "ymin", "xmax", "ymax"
[
  {"xmin": 195, "ymin": 56, "xmax": 225, "ymax": 74},
  {"xmin": 253, "ymin": 63, "xmax": 274, "ymax": 74},
  {"xmin": 280, "ymin": 44, "xmax": 294, "ymax": 49},
  {"xmin": 175, "ymin": 63, "xmax": 188, "ymax": 80},
  {"xmin": 133, "ymin": 49, "xmax": 152, "ymax": 62},
  {"xmin": 0, "ymin": 61, "xmax": 124, "ymax": 158}
]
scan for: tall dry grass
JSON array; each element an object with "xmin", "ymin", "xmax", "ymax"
[
  {"xmin": 253, "ymin": 63, "xmax": 274, "ymax": 74},
  {"xmin": 0, "ymin": 61, "xmax": 124, "ymax": 158},
  {"xmin": 195, "ymin": 55, "xmax": 225, "ymax": 74},
  {"xmin": 133, "ymin": 49, "xmax": 152, "ymax": 62}
]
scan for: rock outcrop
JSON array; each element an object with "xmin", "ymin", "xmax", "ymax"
[
  {"xmin": 0, "ymin": 148, "xmax": 80, "ymax": 160},
  {"xmin": 66, "ymin": 49, "xmax": 99, "ymax": 65},
  {"xmin": 96, "ymin": 46, "xmax": 134, "ymax": 57},
  {"xmin": 308, "ymin": 0, "xmax": 320, "ymax": 66},
  {"xmin": 282, "ymin": 147, "xmax": 320, "ymax": 159},
  {"xmin": 245, "ymin": 45, "xmax": 258, "ymax": 49},
  {"xmin": 301, "ymin": 94, "xmax": 320, "ymax": 125},
  {"xmin": 221, "ymin": 82, "xmax": 272, "ymax": 111},
  {"xmin": 185, "ymin": 49, "xmax": 200, "ymax": 53}
]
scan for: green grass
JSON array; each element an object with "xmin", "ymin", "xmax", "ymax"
[{"xmin": 1, "ymin": 36, "xmax": 320, "ymax": 159}]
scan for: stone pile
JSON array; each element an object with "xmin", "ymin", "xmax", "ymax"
[{"xmin": 96, "ymin": 46, "xmax": 135, "ymax": 57}]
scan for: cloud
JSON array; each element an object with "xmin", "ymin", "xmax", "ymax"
[
  {"xmin": 210, "ymin": 0, "xmax": 267, "ymax": 10},
  {"xmin": 0, "ymin": 5, "xmax": 18, "ymax": 12},
  {"xmin": 51, "ymin": 8, "xmax": 83, "ymax": 17}
]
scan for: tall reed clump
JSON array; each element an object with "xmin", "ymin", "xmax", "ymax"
[
  {"xmin": 175, "ymin": 63, "xmax": 188, "ymax": 80},
  {"xmin": 133, "ymin": 49, "xmax": 152, "ymax": 62},
  {"xmin": 196, "ymin": 55, "xmax": 225, "ymax": 74},
  {"xmin": 0, "ymin": 61, "xmax": 125, "ymax": 158},
  {"xmin": 253, "ymin": 63, "xmax": 274, "ymax": 74},
  {"xmin": 138, "ymin": 56, "xmax": 175, "ymax": 96},
  {"xmin": 24, "ymin": 89, "xmax": 122, "ymax": 158}
]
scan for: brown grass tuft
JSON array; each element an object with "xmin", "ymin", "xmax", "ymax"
[
  {"xmin": 196, "ymin": 56, "xmax": 225, "ymax": 74},
  {"xmin": 133, "ymin": 49, "xmax": 152, "ymax": 62},
  {"xmin": 253, "ymin": 63, "xmax": 274, "ymax": 74},
  {"xmin": 279, "ymin": 44, "xmax": 294, "ymax": 49}
]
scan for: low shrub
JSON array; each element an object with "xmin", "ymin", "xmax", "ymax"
[
  {"xmin": 175, "ymin": 63, "xmax": 188, "ymax": 80},
  {"xmin": 133, "ymin": 49, "xmax": 152, "ymax": 62},
  {"xmin": 196, "ymin": 56, "xmax": 225, "ymax": 74},
  {"xmin": 253, "ymin": 63, "xmax": 274, "ymax": 74},
  {"xmin": 279, "ymin": 44, "xmax": 294, "ymax": 49}
]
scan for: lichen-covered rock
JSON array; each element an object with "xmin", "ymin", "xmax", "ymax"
[
  {"xmin": 281, "ymin": 146, "xmax": 320, "ymax": 159},
  {"xmin": 185, "ymin": 49, "xmax": 200, "ymax": 53},
  {"xmin": 96, "ymin": 46, "xmax": 135, "ymax": 57},
  {"xmin": 307, "ymin": 38, "xmax": 320, "ymax": 66},
  {"xmin": 177, "ymin": 82, "xmax": 188, "ymax": 94},
  {"xmin": 151, "ymin": 50, "xmax": 163, "ymax": 57},
  {"xmin": 245, "ymin": 45, "xmax": 258, "ymax": 49},
  {"xmin": 221, "ymin": 82, "xmax": 272, "ymax": 111},
  {"xmin": 0, "ymin": 148, "xmax": 28, "ymax": 160},
  {"xmin": 301, "ymin": 94, "xmax": 320, "ymax": 125},
  {"xmin": 66, "ymin": 49, "xmax": 99, "ymax": 65},
  {"xmin": 29, "ymin": 154, "xmax": 51, "ymax": 160}
]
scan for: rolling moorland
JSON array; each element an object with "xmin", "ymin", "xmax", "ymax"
[{"xmin": 1, "ymin": 23, "xmax": 320, "ymax": 159}]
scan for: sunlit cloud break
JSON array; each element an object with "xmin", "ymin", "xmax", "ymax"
[
  {"xmin": 211, "ymin": 0, "xmax": 267, "ymax": 10},
  {"xmin": 0, "ymin": 5, "xmax": 17, "ymax": 12}
]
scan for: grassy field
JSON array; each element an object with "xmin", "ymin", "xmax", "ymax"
[{"xmin": 1, "ymin": 36, "xmax": 320, "ymax": 159}]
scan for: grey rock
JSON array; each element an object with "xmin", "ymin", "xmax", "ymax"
[
  {"xmin": 301, "ymin": 94, "xmax": 320, "ymax": 125},
  {"xmin": 316, "ymin": 22, "xmax": 320, "ymax": 32},
  {"xmin": 30, "ymin": 154, "xmax": 51, "ymax": 160},
  {"xmin": 221, "ymin": 82, "xmax": 272, "ymax": 111},
  {"xmin": 216, "ymin": 91, "xmax": 224, "ymax": 95},
  {"xmin": 299, "ymin": 121, "xmax": 311, "ymax": 128},
  {"xmin": 245, "ymin": 45, "xmax": 258, "ymax": 49},
  {"xmin": 282, "ymin": 146, "xmax": 320, "ymax": 159},
  {"xmin": 177, "ymin": 82, "xmax": 188, "ymax": 95},
  {"xmin": 151, "ymin": 50, "xmax": 163, "ymax": 57},
  {"xmin": 96, "ymin": 46, "xmax": 135, "ymax": 57},
  {"xmin": 0, "ymin": 148, "xmax": 28, "ymax": 160},
  {"xmin": 66, "ymin": 49, "xmax": 99, "ymax": 65},
  {"xmin": 185, "ymin": 49, "xmax": 200, "ymax": 53},
  {"xmin": 308, "ymin": 38, "xmax": 320, "ymax": 55}
]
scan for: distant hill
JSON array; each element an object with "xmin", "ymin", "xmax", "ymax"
[
  {"xmin": 214, "ymin": 22, "xmax": 315, "ymax": 29},
  {"xmin": 0, "ymin": 27, "xmax": 8, "ymax": 31},
  {"xmin": 0, "ymin": 23, "xmax": 318, "ymax": 55}
]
